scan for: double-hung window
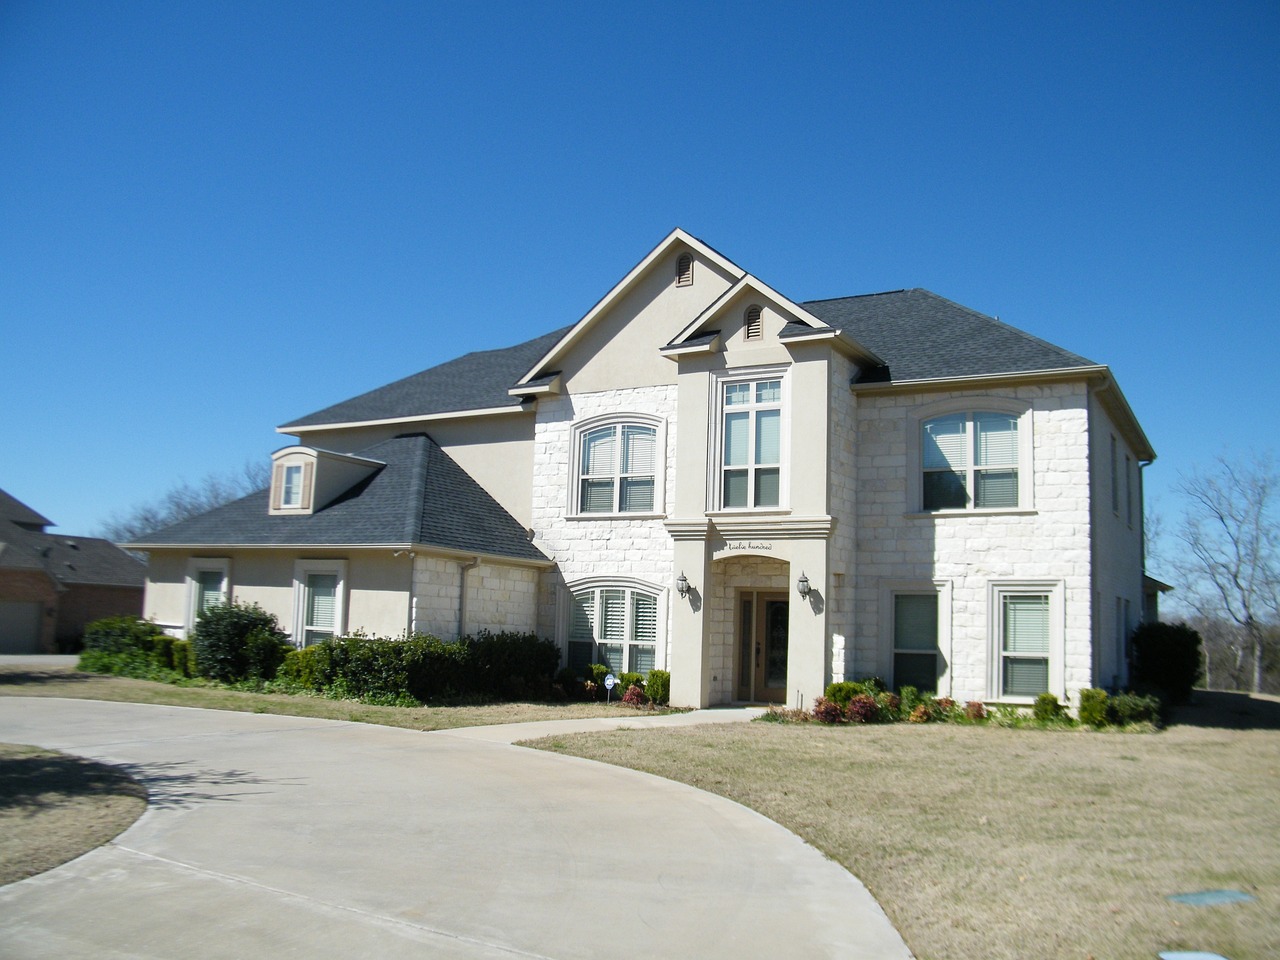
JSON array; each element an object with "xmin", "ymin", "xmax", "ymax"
[
  {"xmin": 567, "ymin": 584, "xmax": 659, "ymax": 676},
  {"xmin": 999, "ymin": 593, "xmax": 1050, "ymax": 697},
  {"xmin": 922, "ymin": 411, "xmax": 1020, "ymax": 510},
  {"xmin": 721, "ymin": 377, "xmax": 783, "ymax": 509},
  {"xmin": 578, "ymin": 422, "xmax": 657, "ymax": 514},
  {"xmin": 186, "ymin": 559, "xmax": 230, "ymax": 635},
  {"xmin": 293, "ymin": 560, "xmax": 346, "ymax": 647},
  {"xmin": 893, "ymin": 594, "xmax": 940, "ymax": 693},
  {"xmin": 282, "ymin": 465, "xmax": 304, "ymax": 507}
]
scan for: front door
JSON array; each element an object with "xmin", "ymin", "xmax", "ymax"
[{"xmin": 736, "ymin": 592, "xmax": 789, "ymax": 703}]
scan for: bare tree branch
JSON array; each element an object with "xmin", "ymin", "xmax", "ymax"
[{"xmin": 98, "ymin": 458, "xmax": 271, "ymax": 543}]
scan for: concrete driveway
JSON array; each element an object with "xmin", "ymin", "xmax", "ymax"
[{"xmin": 0, "ymin": 699, "xmax": 911, "ymax": 959}]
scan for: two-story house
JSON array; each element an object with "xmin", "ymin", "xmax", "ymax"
[{"xmin": 132, "ymin": 229, "xmax": 1154, "ymax": 709}]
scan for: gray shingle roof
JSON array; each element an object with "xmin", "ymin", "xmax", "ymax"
[
  {"xmin": 280, "ymin": 325, "xmax": 575, "ymax": 429},
  {"xmin": 0, "ymin": 488, "xmax": 145, "ymax": 586},
  {"xmin": 802, "ymin": 289, "xmax": 1096, "ymax": 382},
  {"xmin": 130, "ymin": 435, "xmax": 547, "ymax": 564}
]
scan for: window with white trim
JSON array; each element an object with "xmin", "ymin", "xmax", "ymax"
[
  {"xmin": 893, "ymin": 593, "xmax": 940, "ymax": 693},
  {"xmin": 186, "ymin": 559, "xmax": 230, "ymax": 633},
  {"xmin": 574, "ymin": 419, "xmax": 660, "ymax": 515},
  {"xmin": 720, "ymin": 376, "xmax": 783, "ymax": 509},
  {"xmin": 998, "ymin": 592, "xmax": 1050, "ymax": 698},
  {"xmin": 921, "ymin": 411, "xmax": 1021, "ymax": 510},
  {"xmin": 293, "ymin": 560, "xmax": 346, "ymax": 647},
  {"xmin": 271, "ymin": 458, "xmax": 314, "ymax": 513},
  {"xmin": 567, "ymin": 584, "xmax": 659, "ymax": 676},
  {"xmin": 282, "ymin": 465, "xmax": 303, "ymax": 507}
]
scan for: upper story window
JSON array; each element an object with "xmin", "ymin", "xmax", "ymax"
[
  {"xmin": 282, "ymin": 465, "xmax": 304, "ymax": 507},
  {"xmin": 574, "ymin": 417, "xmax": 661, "ymax": 515},
  {"xmin": 675, "ymin": 253, "xmax": 693, "ymax": 286},
  {"xmin": 743, "ymin": 305, "xmax": 763, "ymax": 340},
  {"xmin": 921, "ymin": 411, "xmax": 1021, "ymax": 511},
  {"xmin": 721, "ymin": 376, "xmax": 783, "ymax": 510}
]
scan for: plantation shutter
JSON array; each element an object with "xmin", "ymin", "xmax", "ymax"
[
  {"xmin": 620, "ymin": 425, "xmax": 656, "ymax": 512},
  {"xmin": 629, "ymin": 592, "xmax": 657, "ymax": 673},
  {"xmin": 893, "ymin": 595, "xmax": 938, "ymax": 651},
  {"xmin": 596, "ymin": 588, "xmax": 626, "ymax": 671},
  {"xmin": 1003, "ymin": 594, "xmax": 1049, "ymax": 696},
  {"xmin": 923, "ymin": 415, "xmax": 967, "ymax": 469},
  {"xmin": 307, "ymin": 575, "xmax": 337, "ymax": 633},
  {"xmin": 568, "ymin": 590, "xmax": 595, "ymax": 674}
]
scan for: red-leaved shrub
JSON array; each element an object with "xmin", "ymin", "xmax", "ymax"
[
  {"xmin": 621, "ymin": 683, "xmax": 648, "ymax": 707},
  {"xmin": 847, "ymin": 693, "xmax": 879, "ymax": 723},
  {"xmin": 965, "ymin": 700, "xmax": 987, "ymax": 721},
  {"xmin": 812, "ymin": 697, "xmax": 845, "ymax": 723}
]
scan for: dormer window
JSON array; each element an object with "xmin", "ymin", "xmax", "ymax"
[
  {"xmin": 676, "ymin": 253, "xmax": 693, "ymax": 286},
  {"xmin": 282, "ymin": 465, "xmax": 304, "ymax": 507},
  {"xmin": 744, "ymin": 305, "xmax": 763, "ymax": 340}
]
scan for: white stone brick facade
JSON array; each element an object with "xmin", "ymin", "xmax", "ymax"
[{"xmin": 412, "ymin": 555, "xmax": 539, "ymax": 640}]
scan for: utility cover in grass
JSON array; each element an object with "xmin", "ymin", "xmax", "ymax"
[
  {"xmin": 1158, "ymin": 952, "xmax": 1231, "ymax": 960},
  {"xmin": 1166, "ymin": 889, "xmax": 1257, "ymax": 906}
]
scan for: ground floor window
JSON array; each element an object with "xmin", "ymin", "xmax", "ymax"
[
  {"xmin": 567, "ymin": 584, "xmax": 659, "ymax": 675},
  {"xmin": 293, "ymin": 560, "xmax": 346, "ymax": 647},
  {"xmin": 999, "ymin": 593, "xmax": 1050, "ymax": 697},
  {"xmin": 186, "ymin": 559, "xmax": 230, "ymax": 633},
  {"xmin": 893, "ymin": 593, "xmax": 939, "ymax": 693}
]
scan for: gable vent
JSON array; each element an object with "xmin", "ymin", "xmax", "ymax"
[
  {"xmin": 744, "ymin": 305, "xmax": 763, "ymax": 340},
  {"xmin": 675, "ymin": 253, "xmax": 693, "ymax": 287}
]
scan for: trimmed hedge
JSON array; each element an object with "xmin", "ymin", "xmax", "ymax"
[
  {"xmin": 646, "ymin": 669, "xmax": 671, "ymax": 706},
  {"xmin": 278, "ymin": 630, "xmax": 558, "ymax": 703},
  {"xmin": 78, "ymin": 616, "xmax": 186, "ymax": 680}
]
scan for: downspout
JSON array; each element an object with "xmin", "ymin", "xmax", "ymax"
[
  {"xmin": 457, "ymin": 557, "xmax": 481, "ymax": 639},
  {"xmin": 401, "ymin": 551, "xmax": 417, "ymax": 637}
]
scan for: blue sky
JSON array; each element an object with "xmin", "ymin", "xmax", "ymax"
[{"xmin": 2, "ymin": 1, "xmax": 1277, "ymax": 581}]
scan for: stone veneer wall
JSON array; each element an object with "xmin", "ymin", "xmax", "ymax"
[
  {"xmin": 412, "ymin": 555, "xmax": 539, "ymax": 640},
  {"xmin": 851, "ymin": 382, "xmax": 1094, "ymax": 702},
  {"xmin": 827, "ymin": 354, "xmax": 859, "ymax": 683},
  {"xmin": 531, "ymin": 386, "xmax": 679, "ymax": 664}
]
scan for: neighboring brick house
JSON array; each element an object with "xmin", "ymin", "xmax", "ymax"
[
  {"xmin": 0, "ymin": 489, "xmax": 146, "ymax": 653},
  {"xmin": 132, "ymin": 229, "xmax": 1155, "ymax": 709}
]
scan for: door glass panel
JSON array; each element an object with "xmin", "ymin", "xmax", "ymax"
[
  {"xmin": 764, "ymin": 600, "xmax": 788, "ymax": 688},
  {"xmin": 738, "ymin": 598, "xmax": 753, "ymax": 698}
]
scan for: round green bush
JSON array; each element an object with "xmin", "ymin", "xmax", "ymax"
[{"xmin": 192, "ymin": 601, "xmax": 287, "ymax": 683}]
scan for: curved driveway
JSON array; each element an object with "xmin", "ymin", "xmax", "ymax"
[{"xmin": 0, "ymin": 699, "xmax": 910, "ymax": 959}]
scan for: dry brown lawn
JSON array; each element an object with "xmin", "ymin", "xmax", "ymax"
[
  {"xmin": 0, "ymin": 743, "xmax": 147, "ymax": 885},
  {"xmin": 531, "ymin": 694, "xmax": 1280, "ymax": 960}
]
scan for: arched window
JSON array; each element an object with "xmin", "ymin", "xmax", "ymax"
[
  {"xmin": 567, "ymin": 582, "xmax": 661, "ymax": 675},
  {"xmin": 574, "ymin": 417, "xmax": 663, "ymax": 514}
]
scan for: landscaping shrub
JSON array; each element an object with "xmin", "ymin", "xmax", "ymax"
[
  {"xmin": 964, "ymin": 700, "xmax": 987, "ymax": 722},
  {"xmin": 621, "ymin": 683, "xmax": 648, "ymax": 707},
  {"xmin": 464, "ymin": 631, "xmax": 559, "ymax": 700},
  {"xmin": 78, "ymin": 616, "xmax": 182, "ymax": 680},
  {"xmin": 646, "ymin": 669, "xmax": 671, "ymax": 705},
  {"xmin": 846, "ymin": 693, "xmax": 879, "ymax": 723},
  {"xmin": 908, "ymin": 703, "xmax": 932, "ymax": 723},
  {"xmin": 618, "ymin": 671, "xmax": 645, "ymax": 694},
  {"xmin": 192, "ymin": 601, "xmax": 287, "ymax": 683},
  {"xmin": 280, "ymin": 643, "xmax": 335, "ymax": 691},
  {"xmin": 1078, "ymin": 688, "xmax": 1110, "ymax": 728},
  {"xmin": 824, "ymin": 681, "xmax": 864, "ymax": 709},
  {"xmin": 897, "ymin": 685, "xmax": 923, "ymax": 716},
  {"xmin": 812, "ymin": 697, "xmax": 845, "ymax": 723},
  {"xmin": 857, "ymin": 676, "xmax": 888, "ymax": 694},
  {"xmin": 244, "ymin": 628, "xmax": 293, "ymax": 681},
  {"xmin": 1129, "ymin": 621, "xmax": 1202, "ymax": 705},
  {"xmin": 874, "ymin": 691, "xmax": 901, "ymax": 722},
  {"xmin": 1108, "ymin": 691, "xmax": 1162, "ymax": 726},
  {"xmin": 1033, "ymin": 692, "xmax": 1064, "ymax": 722},
  {"xmin": 170, "ymin": 638, "xmax": 196, "ymax": 677}
]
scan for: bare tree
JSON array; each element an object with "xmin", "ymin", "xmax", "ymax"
[
  {"xmin": 99, "ymin": 459, "xmax": 272, "ymax": 543},
  {"xmin": 1173, "ymin": 455, "xmax": 1279, "ymax": 693}
]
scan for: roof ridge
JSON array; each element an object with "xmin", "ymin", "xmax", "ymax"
[{"xmin": 800, "ymin": 289, "xmax": 910, "ymax": 305}]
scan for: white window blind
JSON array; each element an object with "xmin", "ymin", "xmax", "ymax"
[
  {"xmin": 196, "ymin": 571, "xmax": 224, "ymax": 615},
  {"xmin": 1002, "ymin": 593, "xmax": 1049, "ymax": 696},
  {"xmin": 579, "ymin": 423, "xmax": 657, "ymax": 514},
  {"xmin": 307, "ymin": 575, "xmax": 337, "ymax": 631},
  {"xmin": 721, "ymin": 377, "xmax": 784, "ymax": 510}
]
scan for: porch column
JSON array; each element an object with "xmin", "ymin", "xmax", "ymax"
[
  {"xmin": 667, "ymin": 525, "xmax": 711, "ymax": 708},
  {"xmin": 787, "ymin": 538, "xmax": 830, "ymax": 711}
]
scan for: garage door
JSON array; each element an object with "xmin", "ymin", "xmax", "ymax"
[{"xmin": 0, "ymin": 601, "xmax": 43, "ymax": 654}]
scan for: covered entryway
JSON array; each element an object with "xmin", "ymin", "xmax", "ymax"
[
  {"xmin": 736, "ymin": 592, "xmax": 788, "ymax": 702},
  {"xmin": 0, "ymin": 600, "xmax": 43, "ymax": 654}
]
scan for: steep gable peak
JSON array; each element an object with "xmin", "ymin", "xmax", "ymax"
[{"xmin": 512, "ymin": 227, "xmax": 746, "ymax": 390}]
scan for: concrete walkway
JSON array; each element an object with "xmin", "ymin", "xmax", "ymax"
[{"xmin": 0, "ymin": 698, "xmax": 912, "ymax": 959}]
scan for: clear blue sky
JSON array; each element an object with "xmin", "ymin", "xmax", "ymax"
[{"xmin": 2, "ymin": 1, "xmax": 1277, "ymax": 580}]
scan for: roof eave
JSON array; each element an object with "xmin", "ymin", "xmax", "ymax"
[
  {"xmin": 278, "ymin": 404, "xmax": 531, "ymax": 435},
  {"xmin": 130, "ymin": 541, "xmax": 553, "ymax": 568}
]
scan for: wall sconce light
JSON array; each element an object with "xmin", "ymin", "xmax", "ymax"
[
  {"xmin": 796, "ymin": 572, "xmax": 811, "ymax": 598},
  {"xmin": 676, "ymin": 572, "xmax": 690, "ymax": 599}
]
